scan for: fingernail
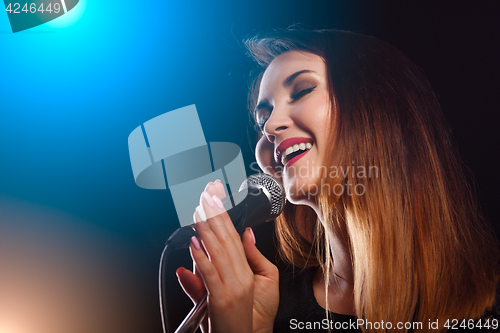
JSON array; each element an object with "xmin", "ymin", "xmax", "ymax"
[
  {"xmin": 202, "ymin": 191, "xmax": 215, "ymax": 207},
  {"xmin": 212, "ymin": 195, "xmax": 224, "ymax": 209},
  {"xmin": 248, "ymin": 228, "xmax": 256, "ymax": 244},
  {"xmin": 196, "ymin": 205, "xmax": 207, "ymax": 222},
  {"xmin": 191, "ymin": 236, "xmax": 201, "ymax": 250},
  {"xmin": 214, "ymin": 179, "xmax": 221, "ymax": 184},
  {"xmin": 204, "ymin": 182, "xmax": 214, "ymax": 191},
  {"xmin": 176, "ymin": 267, "xmax": 186, "ymax": 277}
]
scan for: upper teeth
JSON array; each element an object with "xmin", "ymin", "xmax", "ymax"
[{"xmin": 281, "ymin": 142, "xmax": 313, "ymax": 165}]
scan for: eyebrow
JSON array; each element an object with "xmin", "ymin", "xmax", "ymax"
[{"xmin": 254, "ymin": 69, "xmax": 316, "ymax": 113}]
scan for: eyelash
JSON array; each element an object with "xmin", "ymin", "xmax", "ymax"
[
  {"xmin": 254, "ymin": 86, "xmax": 317, "ymax": 132},
  {"xmin": 291, "ymin": 86, "xmax": 316, "ymax": 101}
]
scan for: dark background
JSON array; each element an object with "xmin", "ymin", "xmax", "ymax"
[{"xmin": 0, "ymin": 1, "xmax": 498, "ymax": 333}]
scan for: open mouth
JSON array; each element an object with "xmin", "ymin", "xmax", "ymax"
[{"xmin": 281, "ymin": 142, "xmax": 313, "ymax": 166}]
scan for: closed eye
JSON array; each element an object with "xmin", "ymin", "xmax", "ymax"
[
  {"xmin": 253, "ymin": 86, "xmax": 317, "ymax": 132},
  {"xmin": 291, "ymin": 86, "xmax": 316, "ymax": 101}
]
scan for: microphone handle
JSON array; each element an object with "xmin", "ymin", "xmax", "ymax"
[
  {"xmin": 174, "ymin": 295, "xmax": 207, "ymax": 333},
  {"xmin": 227, "ymin": 185, "xmax": 273, "ymax": 232}
]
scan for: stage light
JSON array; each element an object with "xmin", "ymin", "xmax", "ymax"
[{"xmin": 45, "ymin": 0, "xmax": 85, "ymax": 29}]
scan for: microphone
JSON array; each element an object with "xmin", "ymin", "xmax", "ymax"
[{"xmin": 165, "ymin": 173, "xmax": 286, "ymax": 250}]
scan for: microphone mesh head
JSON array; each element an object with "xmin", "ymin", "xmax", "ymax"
[{"xmin": 239, "ymin": 174, "xmax": 286, "ymax": 218}]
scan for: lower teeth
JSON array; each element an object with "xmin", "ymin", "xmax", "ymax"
[{"xmin": 283, "ymin": 150, "xmax": 307, "ymax": 165}]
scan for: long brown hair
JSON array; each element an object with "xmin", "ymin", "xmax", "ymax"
[{"xmin": 244, "ymin": 28, "xmax": 499, "ymax": 332}]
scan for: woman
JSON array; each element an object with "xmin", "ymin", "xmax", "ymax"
[{"xmin": 176, "ymin": 28, "xmax": 500, "ymax": 332}]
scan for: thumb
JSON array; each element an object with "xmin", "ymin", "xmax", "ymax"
[
  {"xmin": 176, "ymin": 267, "xmax": 206, "ymax": 304},
  {"xmin": 242, "ymin": 228, "xmax": 278, "ymax": 277}
]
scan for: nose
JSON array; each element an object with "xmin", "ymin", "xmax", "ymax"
[{"xmin": 263, "ymin": 105, "xmax": 293, "ymax": 143}]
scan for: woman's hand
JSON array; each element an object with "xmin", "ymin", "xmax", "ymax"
[{"xmin": 176, "ymin": 180, "xmax": 280, "ymax": 333}]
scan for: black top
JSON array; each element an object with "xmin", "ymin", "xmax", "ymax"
[
  {"xmin": 273, "ymin": 267, "xmax": 500, "ymax": 332},
  {"xmin": 274, "ymin": 267, "xmax": 359, "ymax": 332}
]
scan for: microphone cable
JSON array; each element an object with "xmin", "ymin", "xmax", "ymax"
[{"xmin": 159, "ymin": 226, "xmax": 197, "ymax": 333}]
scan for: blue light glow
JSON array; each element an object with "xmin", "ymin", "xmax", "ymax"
[{"xmin": 45, "ymin": 0, "xmax": 86, "ymax": 29}]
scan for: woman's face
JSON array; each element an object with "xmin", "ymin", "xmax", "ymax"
[{"xmin": 255, "ymin": 50, "xmax": 332, "ymax": 205}]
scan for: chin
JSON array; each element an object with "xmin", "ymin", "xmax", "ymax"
[{"xmin": 282, "ymin": 174, "xmax": 320, "ymax": 206}]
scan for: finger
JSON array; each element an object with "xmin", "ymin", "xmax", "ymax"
[
  {"xmin": 194, "ymin": 207, "xmax": 206, "ymax": 223},
  {"xmin": 194, "ymin": 202, "xmax": 234, "ymax": 269},
  {"xmin": 200, "ymin": 189, "xmax": 239, "ymax": 240},
  {"xmin": 196, "ymin": 193, "xmax": 251, "ymax": 282},
  {"xmin": 194, "ymin": 204, "xmax": 235, "ymax": 271},
  {"xmin": 176, "ymin": 267, "xmax": 206, "ymax": 304},
  {"xmin": 193, "ymin": 261, "xmax": 202, "ymax": 279},
  {"xmin": 213, "ymin": 180, "xmax": 227, "ymax": 199},
  {"xmin": 205, "ymin": 180, "xmax": 226, "ymax": 200},
  {"xmin": 242, "ymin": 228, "xmax": 279, "ymax": 277},
  {"xmin": 189, "ymin": 236, "xmax": 224, "ymax": 295},
  {"xmin": 200, "ymin": 191, "xmax": 247, "ymax": 260},
  {"xmin": 200, "ymin": 180, "xmax": 241, "ymax": 243},
  {"xmin": 194, "ymin": 207, "xmax": 242, "ymax": 276},
  {"xmin": 203, "ymin": 181, "xmax": 214, "ymax": 192}
]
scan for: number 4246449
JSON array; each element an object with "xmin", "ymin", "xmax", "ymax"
[{"xmin": 5, "ymin": 3, "xmax": 62, "ymax": 14}]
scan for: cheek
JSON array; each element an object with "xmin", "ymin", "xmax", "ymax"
[
  {"xmin": 294, "ymin": 91, "xmax": 331, "ymax": 135},
  {"xmin": 255, "ymin": 137, "xmax": 281, "ymax": 176}
]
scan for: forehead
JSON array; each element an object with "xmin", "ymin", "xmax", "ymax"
[{"xmin": 259, "ymin": 51, "xmax": 326, "ymax": 96}]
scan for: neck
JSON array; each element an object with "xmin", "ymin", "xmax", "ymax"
[
  {"xmin": 312, "ymin": 204, "xmax": 354, "ymax": 284},
  {"xmin": 311, "ymin": 204, "xmax": 356, "ymax": 315},
  {"xmin": 326, "ymin": 229, "xmax": 354, "ymax": 284}
]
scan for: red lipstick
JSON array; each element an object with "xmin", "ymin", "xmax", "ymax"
[{"xmin": 275, "ymin": 137, "xmax": 314, "ymax": 165}]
